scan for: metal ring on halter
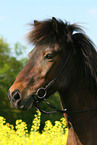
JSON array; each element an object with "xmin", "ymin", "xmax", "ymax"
[{"xmin": 36, "ymin": 87, "xmax": 47, "ymax": 99}]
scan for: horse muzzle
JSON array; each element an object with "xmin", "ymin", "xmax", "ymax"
[{"xmin": 8, "ymin": 89, "xmax": 34, "ymax": 110}]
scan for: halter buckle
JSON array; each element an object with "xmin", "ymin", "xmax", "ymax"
[{"xmin": 36, "ymin": 87, "xmax": 47, "ymax": 99}]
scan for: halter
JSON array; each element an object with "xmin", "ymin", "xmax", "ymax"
[
  {"xmin": 33, "ymin": 47, "xmax": 73, "ymax": 114},
  {"xmin": 32, "ymin": 47, "xmax": 97, "ymax": 115},
  {"xmin": 36, "ymin": 48, "xmax": 73, "ymax": 99}
]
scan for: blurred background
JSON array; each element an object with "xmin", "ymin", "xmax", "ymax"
[{"xmin": 0, "ymin": 0, "xmax": 97, "ymax": 131}]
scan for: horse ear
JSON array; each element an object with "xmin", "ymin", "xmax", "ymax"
[
  {"xmin": 52, "ymin": 17, "xmax": 59, "ymax": 35},
  {"xmin": 34, "ymin": 20, "xmax": 40, "ymax": 26}
]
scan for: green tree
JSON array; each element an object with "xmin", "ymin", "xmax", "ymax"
[{"xmin": 0, "ymin": 38, "xmax": 35, "ymax": 129}]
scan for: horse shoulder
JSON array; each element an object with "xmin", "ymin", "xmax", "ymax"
[{"xmin": 67, "ymin": 122, "xmax": 82, "ymax": 145}]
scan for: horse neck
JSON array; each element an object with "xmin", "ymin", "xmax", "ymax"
[{"xmin": 59, "ymin": 79, "xmax": 97, "ymax": 145}]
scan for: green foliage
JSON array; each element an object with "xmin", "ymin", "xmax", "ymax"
[{"xmin": 0, "ymin": 37, "xmax": 63, "ymax": 132}]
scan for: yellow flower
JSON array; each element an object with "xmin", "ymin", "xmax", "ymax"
[{"xmin": 0, "ymin": 111, "xmax": 68, "ymax": 145}]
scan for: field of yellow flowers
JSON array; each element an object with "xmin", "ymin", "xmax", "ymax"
[{"xmin": 0, "ymin": 111, "xmax": 68, "ymax": 145}]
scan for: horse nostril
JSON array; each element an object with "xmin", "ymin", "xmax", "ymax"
[{"xmin": 12, "ymin": 89, "xmax": 21, "ymax": 102}]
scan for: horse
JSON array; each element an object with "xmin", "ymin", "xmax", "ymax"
[{"xmin": 8, "ymin": 17, "xmax": 97, "ymax": 145}]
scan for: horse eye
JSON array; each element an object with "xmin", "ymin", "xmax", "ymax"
[{"xmin": 45, "ymin": 53, "xmax": 55, "ymax": 59}]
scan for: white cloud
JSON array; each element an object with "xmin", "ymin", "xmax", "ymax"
[{"xmin": 87, "ymin": 9, "xmax": 97, "ymax": 18}]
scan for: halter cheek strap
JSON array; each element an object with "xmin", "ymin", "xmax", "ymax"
[
  {"xmin": 35, "ymin": 47, "xmax": 73, "ymax": 100},
  {"xmin": 32, "ymin": 48, "xmax": 73, "ymax": 114}
]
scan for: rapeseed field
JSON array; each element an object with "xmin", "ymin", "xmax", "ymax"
[{"xmin": 0, "ymin": 111, "xmax": 68, "ymax": 145}]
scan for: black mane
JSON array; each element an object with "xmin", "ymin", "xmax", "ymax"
[
  {"xmin": 72, "ymin": 33, "xmax": 97, "ymax": 91},
  {"xmin": 28, "ymin": 17, "xmax": 97, "ymax": 90}
]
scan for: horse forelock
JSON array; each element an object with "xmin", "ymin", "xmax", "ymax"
[
  {"xmin": 27, "ymin": 19, "xmax": 57, "ymax": 45},
  {"xmin": 27, "ymin": 17, "xmax": 83, "ymax": 46}
]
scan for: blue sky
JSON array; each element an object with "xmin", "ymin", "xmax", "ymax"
[{"xmin": 0, "ymin": 0, "xmax": 97, "ymax": 55}]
